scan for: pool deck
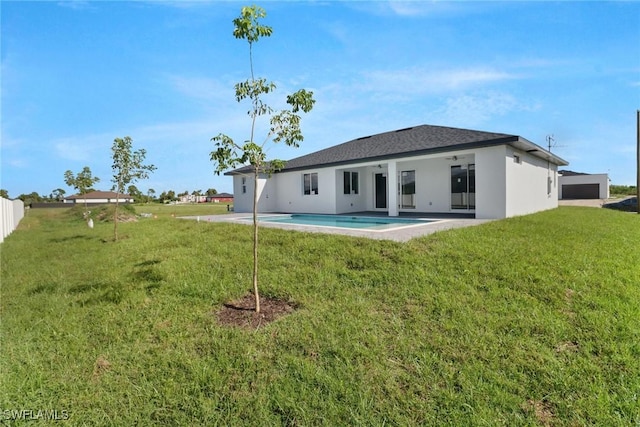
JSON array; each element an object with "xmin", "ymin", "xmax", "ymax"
[{"xmin": 183, "ymin": 212, "xmax": 493, "ymax": 242}]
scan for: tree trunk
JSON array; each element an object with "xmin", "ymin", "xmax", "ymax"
[
  {"xmin": 114, "ymin": 190, "xmax": 120, "ymax": 241},
  {"xmin": 252, "ymin": 168, "xmax": 260, "ymax": 313}
]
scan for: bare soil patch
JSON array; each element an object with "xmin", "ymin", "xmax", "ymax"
[
  {"xmin": 523, "ymin": 399, "xmax": 555, "ymax": 426},
  {"xmin": 555, "ymin": 340, "xmax": 579, "ymax": 354},
  {"xmin": 92, "ymin": 355, "xmax": 111, "ymax": 381},
  {"xmin": 558, "ymin": 199, "xmax": 605, "ymax": 207},
  {"xmin": 216, "ymin": 293, "xmax": 297, "ymax": 329}
]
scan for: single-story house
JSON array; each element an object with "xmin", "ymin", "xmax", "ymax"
[
  {"xmin": 64, "ymin": 191, "xmax": 134, "ymax": 204},
  {"xmin": 558, "ymin": 170, "xmax": 609, "ymax": 199},
  {"xmin": 179, "ymin": 194, "xmax": 207, "ymax": 203},
  {"xmin": 225, "ymin": 124, "xmax": 569, "ymax": 220},
  {"xmin": 206, "ymin": 193, "xmax": 234, "ymax": 203},
  {"xmin": 178, "ymin": 193, "xmax": 234, "ymax": 203}
]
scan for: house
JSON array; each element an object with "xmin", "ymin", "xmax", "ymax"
[
  {"xmin": 179, "ymin": 194, "xmax": 207, "ymax": 203},
  {"xmin": 178, "ymin": 193, "xmax": 234, "ymax": 203},
  {"xmin": 225, "ymin": 124, "xmax": 569, "ymax": 220},
  {"xmin": 206, "ymin": 193, "xmax": 234, "ymax": 203},
  {"xmin": 64, "ymin": 191, "xmax": 134, "ymax": 204},
  {"xmin": 558, "ymin": 170, "xmax": 609, "ymax": 200}
]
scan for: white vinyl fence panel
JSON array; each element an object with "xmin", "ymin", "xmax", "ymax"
[{"xmin": 1, "ymin": 197, "xmax": 25, "ymax": 243}]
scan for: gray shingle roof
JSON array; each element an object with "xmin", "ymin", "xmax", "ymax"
[{"xmin": 225, "ymin": 124, "xmax": 567, "ymax": 175}]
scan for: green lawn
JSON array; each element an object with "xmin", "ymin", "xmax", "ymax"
[{"xmin": 1, "ymin": 206, "xmax": 638, "ymax": 425}]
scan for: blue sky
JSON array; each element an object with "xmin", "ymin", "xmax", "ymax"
[{"xmin": 2, "ymin": 1, "xmax": 639, "ymax": 198}]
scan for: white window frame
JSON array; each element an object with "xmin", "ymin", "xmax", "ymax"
[
  {"xmin": 303, "ymin": 172, "xmax": 319, "ymax": 195},
  {"xmin": 343, "ymin": 171, "xmax": 359, "ymax": 195}
]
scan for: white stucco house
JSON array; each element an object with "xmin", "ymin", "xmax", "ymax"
[
  {"xmin": 64, "ymin": 191, "xmax": 134, "ymax": 204},
  {"xmin": 225, "ymin": 124, "xmax": 569, "ymax": 220},
  {"xmin": 558, "ymin": 170, "xmax": 609, "ymax": 199}
]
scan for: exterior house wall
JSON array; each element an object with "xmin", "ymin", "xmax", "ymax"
[
  {"xmin": 505, "ymin": 149, "xmax": 558, "ymax": 217},
  {"xmin": 232, "ymin": 173, "xmax": 278, "ymax": 213},
  {"xmin": 558, "ymin": 173, "xmax": 609, "ymax": 199},
  {"xmin": 232, "ymin": 175, "xmax": 254, "ymax": 213},
  {"xmin": 257, "ymin": 175, "xmax": 278, "ymax": 212},
  {"xmin": 275, "ymin": 169, "xmax": 336, "ymax": 214},
  {"xmin": 475, "ymin": 146, "xmax": 507, "ymax": 219},
  {"xmin": 336, "ymin": 166, "xmax": 368, "ymax": 214},
  {"xmin": 68, "ymin": 198, "xmax": 132, "ymax": 204},
  {"xmin": 398, "ymin": 158, "xmax": 450, "ymax": 213}
]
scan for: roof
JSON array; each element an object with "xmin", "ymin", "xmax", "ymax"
[
  {"xmin": 210, "ymin": 192, "xmax": 234, "ymax": 198},
  {"xmin": 559, "ymin": 170, "xmax": 588, "ymax": 176},
  {"xmin": 225, "ymin": 124, "xmax": 568, "ymax": 175},
  {"xmin": 65, "ymin": 191, "xmax": 132, "ymax": 200}
]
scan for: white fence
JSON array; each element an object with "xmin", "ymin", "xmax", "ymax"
[{"xmin": 1, "ymin": 197, "xmax": 25, "ymax": 243}]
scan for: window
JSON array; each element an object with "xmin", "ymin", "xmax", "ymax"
[
  {"xmin": 303, "ymin": 173, "xmax": 318, "ymax": 195},
  {"xmin": 343, "ymin": 171, "xmax": 359, "ymax": 194},
  {"xmin": 241, "ymin": 177, "xmax": 247, "ymax": 194},
  {"xmin": 400, "ymin": 170, "xmax": 415, "ymax": 209}
]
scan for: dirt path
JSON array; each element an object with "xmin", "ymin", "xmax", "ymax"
[
  {"xmin": 558, "ymin": 197, "xmax": 633, "ymax": 208},
  {"xmin": 558, "ymin": 199, "xmax": 607, "ymax": 208}
]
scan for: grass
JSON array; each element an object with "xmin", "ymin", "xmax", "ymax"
[{"xmin": 1, "ymin": 206, "xmax": 639, "ymax": 425}]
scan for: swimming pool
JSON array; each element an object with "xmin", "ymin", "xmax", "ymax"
[{"xmin": 241, "ymin": 214, "xmax": 435, "ymax": 231}]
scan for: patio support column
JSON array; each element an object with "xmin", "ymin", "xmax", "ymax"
[{"xmin": 387, "ymin": 160, "xmax": 398, "ymax": 216}]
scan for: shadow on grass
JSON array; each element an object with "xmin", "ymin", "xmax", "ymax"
[
  {"xmin": 132, "ymin": 260, "xmax": 165, "ymax": 294},
  {"xmin": 69, "ymin": 281, "xmax": 127, "ymax": 305},
  {"xmin": 49, "ymin": 234, "xmax": 95, "ymax": 243},
  {"xmin": 28, "ymin": 283, "xmax": 58, "ymax": 295}
]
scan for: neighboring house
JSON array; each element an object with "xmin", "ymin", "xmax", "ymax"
[
  {"xmin": 558, "ymin": 170, "xmax": 609, "ymax": 200},
  {"xmin": 179, "ymin": 194, "xmax": 207, "ymax": 203},
  {"xmin": 206, "ymin": 193, "xmax": 234, "ymax": 203},
  {"xmin": 64, "ymin": 191, "xmax": 134, "ymax": 204},
  {"xmin": 178, "ymin": 193, "xmax": 234, "ymax": 203},
  {"xmin": 225, "ymin": 124, "xmax": 569, "ymax": 220}
]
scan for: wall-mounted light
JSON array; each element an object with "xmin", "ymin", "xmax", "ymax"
[
  {"xmin": 452, "ymin": 156, "xmax": 457, "ymax": 161},
  {"xmin": 377, "ymin": 164, "xmax": 382, "ymax": 168}
]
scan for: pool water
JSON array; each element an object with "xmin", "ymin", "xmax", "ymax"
[{"xmin": 248, "ymin": 214, "xmax": 434, "ymax": 230}]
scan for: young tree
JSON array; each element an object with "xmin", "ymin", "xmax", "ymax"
[
  {"xmin": 210, "ymin": 5, "xmax": 315, "ymax": 313},
  {"xmin": 111, "ymin": 136, "xmax": 156, "ymax": 241},
  {"xmin": 64, "ymin": 166, "xmax": 100, "ymax": 218},
  {"xmin": 51, "ymin": 188, "xmax": 66, "ymax": 202},
  {"xmin": 147, "ymin": 188, "xmax": 156, "ymax": 203}
]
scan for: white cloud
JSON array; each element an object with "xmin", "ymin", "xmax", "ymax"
[
  {"xmin": 6, "ymin": 158, "xmax": 28, "ymax": 168},
  {"xmin": 57, "ymin": 1, "xmax": 93, "ymax": 11},
  {"xmin": 166, "ymin": 75, "xmax": 234, "ymax": 102},
  {"xmin": 361, "ymin": 67, "xmax": 519, "ymax": 95},
  {"xmin": 433, "ymin": 91, "xmax": 533, "ymax": 127},
  {"xmin": 386, "ymin": 1, "xmax": 458, "ymax": 17},
  {"xmin": 53, "ymin": 134, "xmax": 109, "ymax": 162}
]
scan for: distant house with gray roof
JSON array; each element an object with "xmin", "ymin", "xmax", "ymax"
[
  {"xmin": 558, "ymin": 170, "xmax": 609, "ymax": 200},
  {"xmin": 225, "ymin": 124, "xmax": 569, "ymax": 219},
  {"xmin": 64, "ymin": 190, "xmax": 134, "ymax": 204}
]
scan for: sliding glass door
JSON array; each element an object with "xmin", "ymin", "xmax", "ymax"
[
  {"xmin": 400, "ymin": 170, "xmax": 415, "ymax": 209},
  {"xmin": 374, "ymin": 173, "xmax": 387, "ymax": 209},
  {"xmin": 451, "ymin": 164, "xmax": 475, "ymax": 210}
]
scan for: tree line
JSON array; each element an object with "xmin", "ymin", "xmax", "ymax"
[{"xmin": 0, "ymin": 187, "xmax": 221, "ymax": 205}]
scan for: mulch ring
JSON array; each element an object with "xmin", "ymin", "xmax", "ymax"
[{"xmin": 216, "ymin": 293, "xmax": 297, "ymax": 329}]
